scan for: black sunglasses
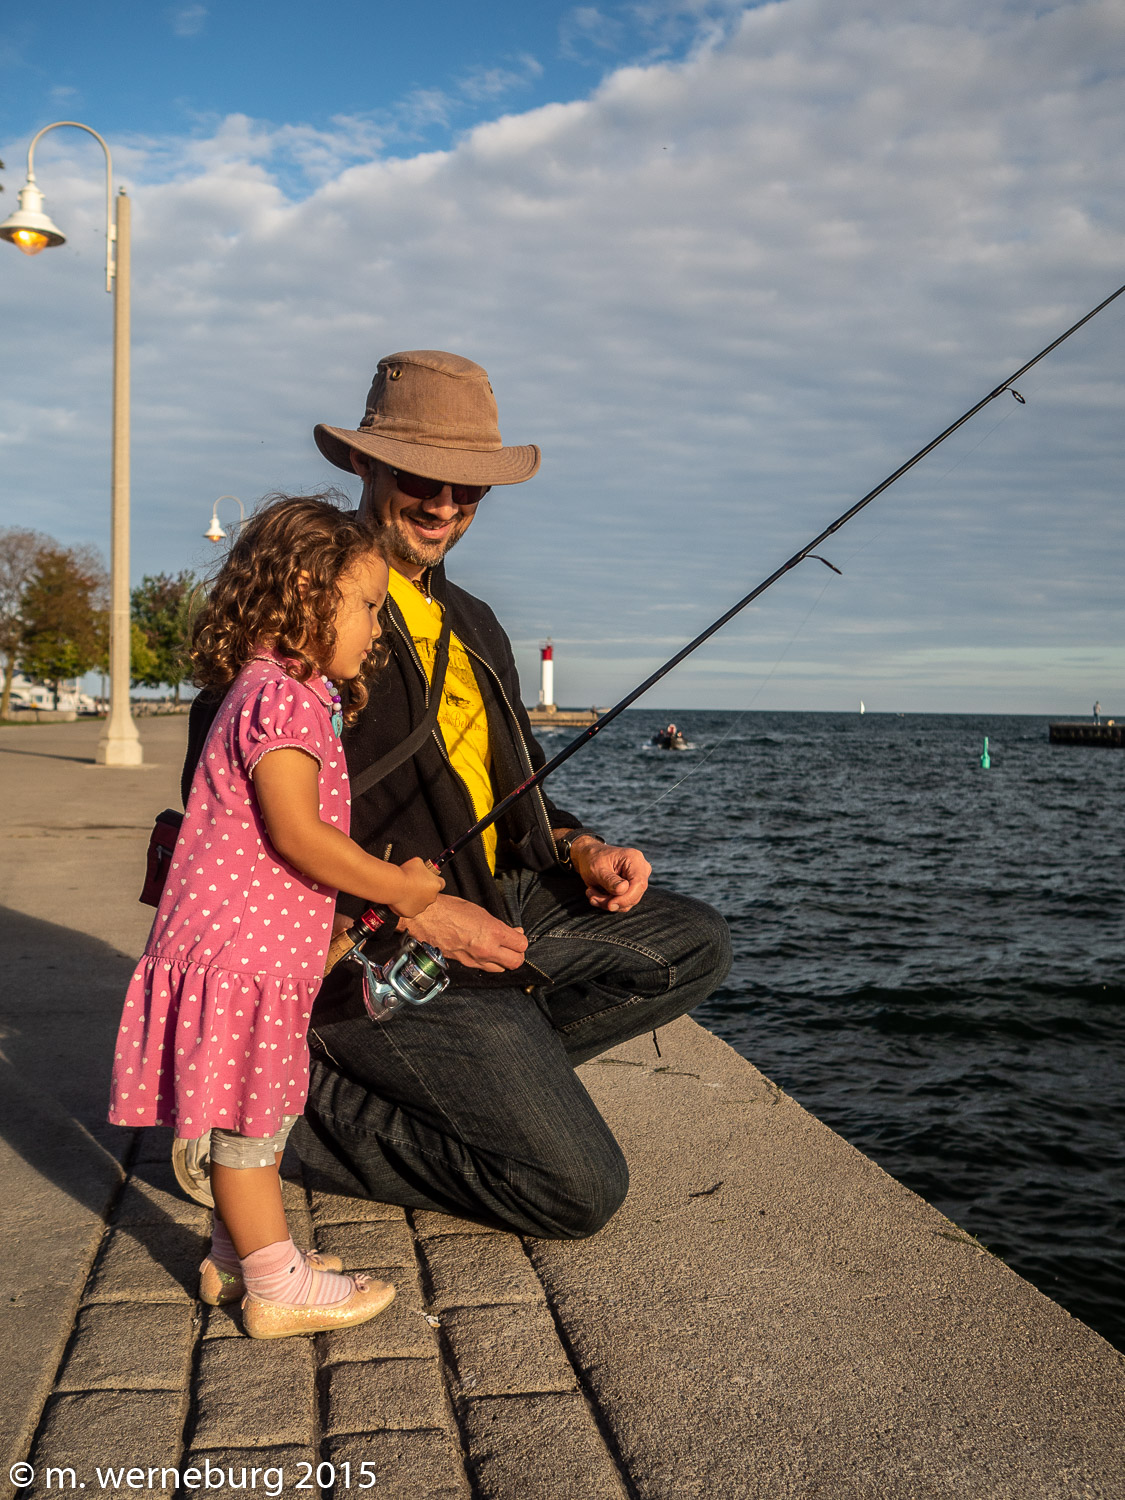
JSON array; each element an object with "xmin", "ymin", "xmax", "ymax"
[{"xmin": 390, "ymin": 467, "xmax": 491, "ymax": 506}]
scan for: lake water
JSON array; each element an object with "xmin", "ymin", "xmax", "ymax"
[{"xmin": 542, "ymin": 708, "xmax": 1124, "ymax": 1350}]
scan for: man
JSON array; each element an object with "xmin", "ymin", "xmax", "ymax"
[{"xmin": 190, "ymin": 350, "xmax": 731, "ymax": 1238}]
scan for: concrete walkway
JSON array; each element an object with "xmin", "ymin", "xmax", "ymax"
[{"xmin": 1, "ymin": 717, "xmax": 1122, "ymax": 1500}]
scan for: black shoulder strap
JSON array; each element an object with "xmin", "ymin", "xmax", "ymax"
[{"xmin": 350, "ymin": 606, "xmax": 451, "ymax": 800}]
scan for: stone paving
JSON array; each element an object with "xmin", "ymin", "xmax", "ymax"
[
  {"xmin": 4, "ymin": 717, "xmax": 1125, "ymax": 1500},
  {"xmin": 16, "ymin": 1126, "xmax": 628, "ymax": 1500}
]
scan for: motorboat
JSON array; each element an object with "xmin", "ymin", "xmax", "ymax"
[{"xmin": 651, "ymin": 723, "xmax": 688, "ymax": 751}]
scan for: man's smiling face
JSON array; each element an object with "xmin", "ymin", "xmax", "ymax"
[{"xmin": 354, "ymin": 456, "xmax": 480, "ymax": 577}]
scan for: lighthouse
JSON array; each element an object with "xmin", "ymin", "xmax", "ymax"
[
  {"xmin": 538, "ymin": 640, "xmax": 555, "ymax": 709},
  {"xmin": 525, "ymin": 639, "xmax": 597, "ymax": 727}
]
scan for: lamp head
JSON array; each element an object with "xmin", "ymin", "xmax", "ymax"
[
  {"xmin": 0, "ymin": 180, "xmax": 66, "ymax": 256},
  {"xmin": 204, "ymin": 514, "xmax": 227, "ymax": 543}
]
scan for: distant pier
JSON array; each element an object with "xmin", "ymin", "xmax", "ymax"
[
  {"xmin": 1049, "ymin": 721, "xmax": 1124, "ymax": 747},
  {"xmin": 526, "ymin": 703, "xmax": 600, "ymax": 728}
]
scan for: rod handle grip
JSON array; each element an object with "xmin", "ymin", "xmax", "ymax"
[{"xmin": 324, "ymin": 905, "xmax": 392, "ymax": 975}]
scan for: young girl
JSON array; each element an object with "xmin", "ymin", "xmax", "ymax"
[{"xmin": 108, "ymin": 496, "xmax": 443, "ymax": 1339}]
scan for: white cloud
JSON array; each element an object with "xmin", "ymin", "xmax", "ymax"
[
  {"xmin": 459, "ymin": 54, "xmax": 545, "ymax": 103},
  {"xmin": 2, "ymin": 0, "xmax": 1123, "ymax": 710},
  {"xmin": 562, "ymin": 0, "xmax": 753, "ymax": 65},
  {"xmin": 170, "ymin": 5, "xmax": 207, "ymax": 38},
  {"xmin": 560, "ymin": 7, "xmax": 627, "ymax": 60}
]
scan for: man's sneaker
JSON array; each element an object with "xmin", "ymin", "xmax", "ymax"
[{"xmin": 172, "ymin": 1135, "xmax": 214, "ymax": 1208}]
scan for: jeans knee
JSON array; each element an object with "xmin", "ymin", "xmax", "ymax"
[
  {"xmin": 662, "ymin": 892, "xmax": 732, "ymax": 992},
  {"xmin": 571, "ymin": 1146, "xmax": 629, "ymax": 1238},
  {"xmin": 523, "ymin": 1133, "xmax": 630, "ymax": 1240}
]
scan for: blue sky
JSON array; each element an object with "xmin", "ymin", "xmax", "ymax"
[
  {"xmin": 2, "ymin": 1, "xmax": 1123, "ymax": 713},
  {"xmin": 1, "ymin": 1, "xmax": 743, "ymax": 158}
]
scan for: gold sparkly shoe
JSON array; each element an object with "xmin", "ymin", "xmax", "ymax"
[
  {"xmin": 242, "ymin": 1276, "xmax": 395, "ymax": 1339},
  {"xmin": 199, "ymin": 1252, "xmax": 345, "ymax": 1308}
]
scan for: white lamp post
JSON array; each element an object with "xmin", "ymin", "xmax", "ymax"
[
  {"xmin": 0, "ymin": 121, "xmax": 142, "ymax": 766},
  {"xmin": 204, "ymin": 495, "xmax": 245, "ymax": 544}
]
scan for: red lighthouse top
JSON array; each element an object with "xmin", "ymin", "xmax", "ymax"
[{"xmin": 541, "ymin": 643, "xmax": 553, "ymax": 661}]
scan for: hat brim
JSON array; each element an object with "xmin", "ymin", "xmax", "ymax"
[{"xmin": 314, "ymin": 425, "xmax": 541, "ymax": 486}]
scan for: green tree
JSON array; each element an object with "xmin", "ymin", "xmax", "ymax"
[
  {"xmin": 131, "ymin": 570, "xmax": 199, "ymax": 701},
  {"xmin": 129, "ymin": 620, "xmax": 160, "ymax": 686},
  {"xmin": 0, "ymin": 527, "xmax": 50, "ymax": 719},
  {"xmin": 91, "ymin": 610, "xmax": 167, "ymax": 697},
  {"xmin": 19, "ymin": 543, "xmax": 108, "ymax": 708}
]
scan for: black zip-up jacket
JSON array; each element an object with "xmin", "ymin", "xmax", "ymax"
[{"xmin": 181, "ymin": 563, "xmax": 584, "ymax": 991}]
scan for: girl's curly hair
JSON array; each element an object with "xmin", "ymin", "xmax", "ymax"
[{"xmin": 191, "ymin": 493, "xmax": 388, "ymax": 724}]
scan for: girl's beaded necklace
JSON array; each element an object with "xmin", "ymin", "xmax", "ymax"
[{"xmin": 325, "ymin": 679, "xmax": 344, "ymax": 738}]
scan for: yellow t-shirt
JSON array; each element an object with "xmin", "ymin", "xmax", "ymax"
[{"xmin": 388, "ymin": 570, "xmax": 497, "ymax": 872}]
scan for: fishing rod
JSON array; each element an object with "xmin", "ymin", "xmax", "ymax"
[
  {"xmin": 332, "ymin": 279, "xmax": 1125, "ymax": 1017},
  {"xmin": 438, "ymin": 278, "xmax": 1125, "ymax": 864}
]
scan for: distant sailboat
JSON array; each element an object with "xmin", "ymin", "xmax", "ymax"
[{"xmin": 859, "ymin": 700, "xmax": 866, "ymax": 715}]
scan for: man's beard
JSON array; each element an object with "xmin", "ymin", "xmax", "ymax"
[{"xmin": 375, "ymin": 513, "xmax": 472, "ymax": 569}]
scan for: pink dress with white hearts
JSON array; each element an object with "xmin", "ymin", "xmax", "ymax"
[{"xmin": 108, "ymin": 655, "xmax": 351, "ymax": 1139}]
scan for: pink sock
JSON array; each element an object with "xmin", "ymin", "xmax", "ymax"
[
  {"xmin": 240, "ymin": 1238, "xmax": 353, "ymax": 1307},
  {"xmin": 208, "ymin": 1215, "xmax": 240, "ymax": 1274}
]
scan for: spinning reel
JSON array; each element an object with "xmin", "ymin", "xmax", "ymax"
[{"xmin": 327, "ymin": 906, "xmax": 449, "ymax": 1020}]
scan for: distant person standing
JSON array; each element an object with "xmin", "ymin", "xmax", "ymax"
[{"xmin": 1093, "ymin": 701, "xmax": 1101, "ymax": 725}]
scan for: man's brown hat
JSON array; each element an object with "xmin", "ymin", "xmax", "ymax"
[{"xmin": 314, "ymin": 350, "xmax": 541, "ymax": 486}]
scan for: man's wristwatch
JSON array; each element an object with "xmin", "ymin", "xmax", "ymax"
[{"xmin": 555, "ymin": 829, "xmax": 605, "ymax": 868}]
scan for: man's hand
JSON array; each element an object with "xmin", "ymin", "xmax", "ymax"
[
  {"xmin": 404, "ymin": 893, "xmax": 528, "ymax": 973},
  {"xmin": 570, "ymin": 837, "xmax": 651, "ymax": 913}
]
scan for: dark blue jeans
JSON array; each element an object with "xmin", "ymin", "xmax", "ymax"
[{"xmin": 293, "ymin": 868, "xmax": 731, "ymax": 1239}]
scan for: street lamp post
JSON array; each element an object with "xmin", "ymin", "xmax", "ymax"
[
  {"xmin": 204, "ymin": 495, "xmax": 245, "ymax": 544},
  {"xmin": 0, "ymin": 122, "xmax": 142, "ymax": 766}
]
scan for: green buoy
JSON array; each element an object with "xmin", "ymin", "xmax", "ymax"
[{"xmin": 980, "ymin": 735, "xmax": 990, "ymax": 769}]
